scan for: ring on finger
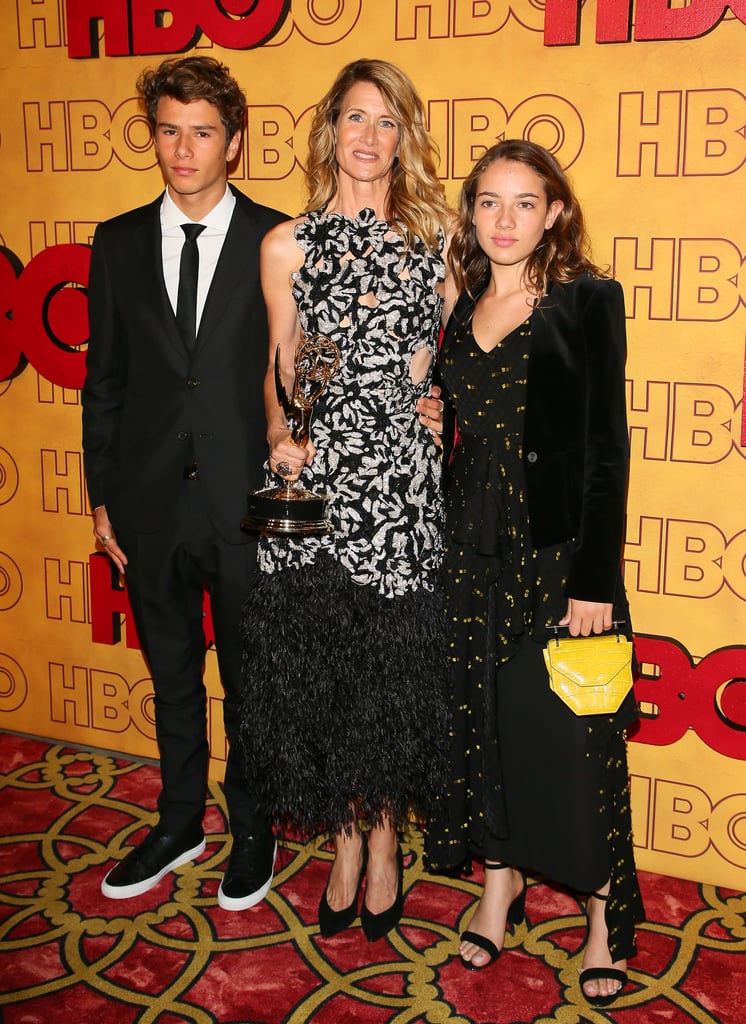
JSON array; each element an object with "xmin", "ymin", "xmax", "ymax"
[{"xmin": 276, "ymin": 461, "xmax": 291, "ymax": 476}]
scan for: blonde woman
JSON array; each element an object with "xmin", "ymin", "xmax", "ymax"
[{"xmin": 240, "ymin": 60, "xmax": 453, "ymax": 942}]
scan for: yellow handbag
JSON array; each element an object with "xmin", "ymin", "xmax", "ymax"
[{"xmin": 543, "ymin": 628, "xmax": 634, "ymax": 717}]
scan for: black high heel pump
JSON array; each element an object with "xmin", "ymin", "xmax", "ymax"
[
  {"xmin": 460, "ymin": 862, "xmax": 526, "ymax": 971},
  {"xmin": 318, "ymin": 833, "xmax": 368, "ymax": 938},
  {"xmin": 360, "ymin": 844, "xmax": 404, "ymax": 942}
]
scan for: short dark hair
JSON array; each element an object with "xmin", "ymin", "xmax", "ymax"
[{"xmin": 138, "ymin": 56, "xmax": 246, "ymax": 146}]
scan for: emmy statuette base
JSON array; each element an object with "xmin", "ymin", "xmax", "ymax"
[{"xmin": 242, "ymin": 485, "xmax": 334, "ymax": 537}]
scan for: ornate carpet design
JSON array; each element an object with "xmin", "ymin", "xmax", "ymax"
[{"xmin": 0, "ymin": 733, "xmax": 744, "ymax": 1024}]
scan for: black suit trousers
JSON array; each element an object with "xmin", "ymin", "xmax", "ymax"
[{"xmin": 116, "ymin": 478, "xmax": 265, "ymax": 838}]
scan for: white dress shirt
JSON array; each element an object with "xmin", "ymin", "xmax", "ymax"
[{"xmin": 160, "ymin": 185, "xmax": 236, "ymax": 330}]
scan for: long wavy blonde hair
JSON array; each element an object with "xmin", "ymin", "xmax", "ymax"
[
  {"xmin": 304, "ymin": 59, "xmax": 450, "ymax": 251},
  {"xmin": 449, "ymin": 139, "xmax": 607, "ymax": 298}
]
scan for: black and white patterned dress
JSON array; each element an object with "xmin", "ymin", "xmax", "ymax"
[{"xmin": 240, "ymin": 208, "xmax": 450, "ymax": 838}]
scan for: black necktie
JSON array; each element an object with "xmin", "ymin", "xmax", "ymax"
[{"xmin": 176, "ymin": 223, "xmax": 205, "ymax": 349}]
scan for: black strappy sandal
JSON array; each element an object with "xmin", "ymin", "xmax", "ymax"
[
  {"xmin": 579, "ymin": 890, "xmax": 629, "ymax": 1006},
  {"xmin": 459, "ymin": 862, "xmax": 526, "ymax": 971}
]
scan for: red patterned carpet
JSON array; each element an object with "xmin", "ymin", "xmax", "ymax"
[{"xmin": 0, "ymin": 732, "xmax": 744, "ymax": 1024}]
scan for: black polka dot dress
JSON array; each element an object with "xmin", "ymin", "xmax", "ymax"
[{"xmin": 425, "ymin": 297, "xmax": 643, "ymax": 960}]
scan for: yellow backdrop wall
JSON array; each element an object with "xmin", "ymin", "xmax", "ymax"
[{"xmin": 1, "ymin": 0, "xmax": 744, "ymax": 890}]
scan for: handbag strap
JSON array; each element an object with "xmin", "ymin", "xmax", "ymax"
[{"xmin": 547, "ymin": 621, "xmax": 627, "ymax": 647}]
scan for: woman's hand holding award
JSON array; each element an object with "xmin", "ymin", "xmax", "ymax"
[{"xmin": 242, "ymin": 335, "xmax": 340, "ymax": 536}]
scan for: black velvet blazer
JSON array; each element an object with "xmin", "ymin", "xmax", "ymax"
[{"xmin": 441, "ymin": 271, "xmax": 630, "ymax": 604}]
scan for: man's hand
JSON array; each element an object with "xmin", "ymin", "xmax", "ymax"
[{"xmin": 93, "ymin": 505, "xmax": 127, "ymax": 575}]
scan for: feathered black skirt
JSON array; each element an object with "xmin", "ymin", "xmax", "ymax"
[{"xmin": 239, "ymin": 554, "xmax": 450, "ymax": 839}]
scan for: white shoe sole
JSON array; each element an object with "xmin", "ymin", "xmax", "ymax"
[
  {"xmin": 101, "ymin": 838, "xmax": 206, "ymax": 899},
  {"xmin": 217, "ymin": 840, "xmax": 277, "ymax": 911}
]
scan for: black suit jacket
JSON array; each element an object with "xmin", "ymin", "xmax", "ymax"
[
  {"xmin": 82, "ymin": 186, "xmax": 287, "ymax": 543},
  {"xmin": 442, "ymin": 271, "xmax": 630, "ymax": 604}
]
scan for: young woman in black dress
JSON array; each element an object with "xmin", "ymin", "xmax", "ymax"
[{"xmin": 426, "ymin": 140, "xmax": 643, "ymax": 1006}]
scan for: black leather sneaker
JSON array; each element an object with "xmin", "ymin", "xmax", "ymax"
[
  {"xmin": 101, "ymin": 827, "xmax": 206, "ymax": 899},
  {"xmin": 217, "ymin": 833, "xmax": 277, "ymax": 911}
]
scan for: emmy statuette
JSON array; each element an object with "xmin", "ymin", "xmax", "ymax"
[{"xmin": 242, "ymin": 334, "xmax": 341, "ymax": 536}]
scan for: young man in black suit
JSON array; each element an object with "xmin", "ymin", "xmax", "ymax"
[{"xmin": 82, "ymin": 56, "xmax": 287, "ymax": 909}]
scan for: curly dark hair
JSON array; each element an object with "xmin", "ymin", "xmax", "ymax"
[
  {"xmin": 137, "ymin": 56, "xmax": 246, "ymax": 146},
  {"xmin": 449, "ymin": 139, "xmax": 606, "ymax": 298}
]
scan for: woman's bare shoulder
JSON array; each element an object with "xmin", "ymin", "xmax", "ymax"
[
  {"xmin": 261, "ymin": 216, "xmax": 307, "ymax": 269},
  {"xmin": 263, "ymin": 215, "xmax": 305, "ymax": 246}
]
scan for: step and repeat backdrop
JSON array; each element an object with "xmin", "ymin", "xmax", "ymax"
[{"xmin": 0, "ymin": 1, "xmax": 744, "ymax": 889}]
